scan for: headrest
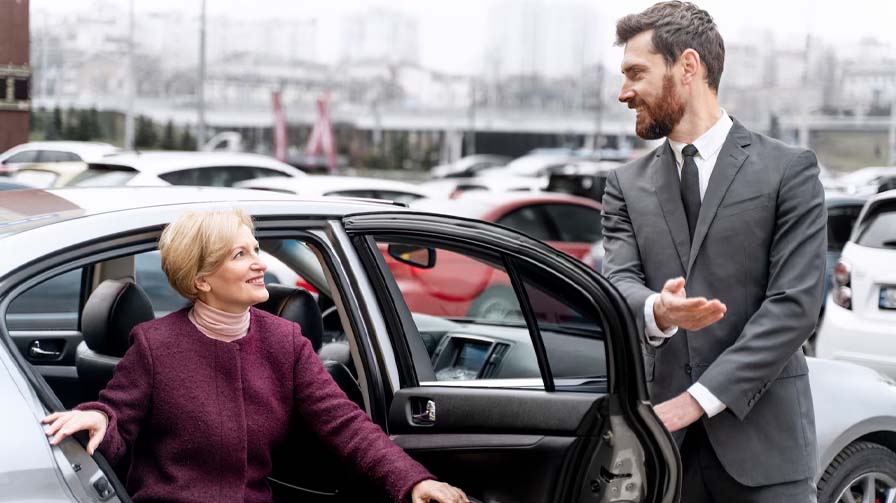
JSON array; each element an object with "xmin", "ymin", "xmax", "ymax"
[
  {"xmin": 257, "ymin": 284, "xmax": 322, "ymax": 352},
  {"xmin": 81, "ymin": 279, "xmax": 155, "ymax": 357}
]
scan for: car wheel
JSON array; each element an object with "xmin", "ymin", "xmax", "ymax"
[
  {"xmin": 817, "ymin": 441, "xmax": 896, "ymax": 503},
  {"xmin": 467, "ymin": 286, "xmax": 520, "ymax": 321}
]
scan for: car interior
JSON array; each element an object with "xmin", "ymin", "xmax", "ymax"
[{"xmin": 2, "ymin": 223, "xmax": 662, "ymax": 503}]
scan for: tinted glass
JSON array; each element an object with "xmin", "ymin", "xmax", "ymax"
[
  {"xmin": 135, "ymin": 252, "xmax": 191, "ymax": 315},
  {"xmin": 38, "ymin": 150, "xmax": 81, "ymax": 163},
  {"xmin": 372, "ymin": 238, "xmax": 536, "ymax": 384},
  {"xmin": 543, "ymin": 204, "xmax": 602, "ymax": 243},
  {"xmin": 5, "ymin": 150, "xmax": 39, "ymax": 163},
  {"xmin": 496, "ymin": 206, "xmax": 553, "ymax": 240},
  {"xmin": 377, "ymin": 191, "xmax": 424, "ymax": 204},
  {"xmin": 827, "ymin": 205, "xmax": 863, "ymax": 252},
  {"xmin": 856, "ymin": 204, "xmax": 896, "ymax": 249},
  {"xmin": 7, "ymin": 268, "xmax": 81, "ymax": 330},
  {"xmin": 159, "ymin": 168, "xmax": 203, "ymax": 186}
]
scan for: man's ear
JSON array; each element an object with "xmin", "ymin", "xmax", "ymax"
[
  {"xmin": 680, "ymin": 48, "xmax": 702, "ymax": 86},
  {"xmin": 195, "ymin": 275, "xmax": 212, "ymax": 293}
]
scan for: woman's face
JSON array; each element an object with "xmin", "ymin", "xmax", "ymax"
[{"xmin": 195, "ymin": 224, "xmax": 269, "ymax": 313}]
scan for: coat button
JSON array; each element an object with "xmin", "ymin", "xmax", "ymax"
[{"xmin": 684, "ymin": 364, "xmax": 693, "ymax": 375}]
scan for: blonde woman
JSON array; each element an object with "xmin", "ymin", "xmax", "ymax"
[{"xmin": 42, "ymin": 209, "xmax": 468, "ymax": 503}]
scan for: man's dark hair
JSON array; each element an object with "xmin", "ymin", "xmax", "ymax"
[{"xmin": 616, "ymin": 1, "xmax": 725, "ymax": 92}]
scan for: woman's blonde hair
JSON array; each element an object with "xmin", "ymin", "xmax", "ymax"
[{"xmin": 158, "ymin": 208, "xmax": 255, "ymax": 301}]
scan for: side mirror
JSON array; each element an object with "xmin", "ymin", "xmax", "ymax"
[{"xmin": 388, "ymin": 244, "xmax": 436, "ymax": 269}]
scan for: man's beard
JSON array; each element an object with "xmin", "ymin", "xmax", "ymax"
[{"xmin": 632, "ymin": 74, "xmax": 685, "ymax": 140}]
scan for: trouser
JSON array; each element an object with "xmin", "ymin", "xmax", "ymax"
[{"xmin": 680, "ymin": 421, "xmax": 817, "ymax": 503}]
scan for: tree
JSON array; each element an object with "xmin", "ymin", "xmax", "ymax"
[
  {"xmin": 160, "ymin": 120, "xmax": 177, "ymax": 150},
  {"xmin": 86, "ymin": 108, "xmax": 102, "ymax": 140},
  {"xmin": 179, "ymin": 127, "xmax": 197, "ymax": 151},
  {"xmin": 135, "ymin": 115, "xmax": 159, "ymax": 148},
  {"xmin": 46, "ymin": 106, "xmax": 62, "ymax": 140}
]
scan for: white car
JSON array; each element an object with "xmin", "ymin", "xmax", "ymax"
[
  {"xmin": 836, "ymin": 166, "xmax": 896, "ymax": 197},
  {"xmin": 235, "ymin": 175, "xmax": 431, "ymax": 204},
  {"xmin": 67, "ymin": 151, "xmax": 305, "ymax": 187},
  {"xmin": 0, "ymin": 141, "xmax": 118, "ymax": 174},
  {"xmin": 429, "ymin": 154, "xmax": 511, "ymax": 179},
  {"xmin": 816, "ymin": 189, "xmax": 896, "ymax": 377}
]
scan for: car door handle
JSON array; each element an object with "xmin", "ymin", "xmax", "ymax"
[
  {"xmin": 29, "ymin": 340, "xmax": 62, "ymax": 359},
  {"xmin": 411, "ymin": 399, "xmax": 437, "ymax": 426}
]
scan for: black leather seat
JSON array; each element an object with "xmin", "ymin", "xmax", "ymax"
[
  {"xmin": 76, "ymin": 279, "xmax": 155, "ymax": 400},
  {"xmin": 256, "ymin": 284, "xmax": 323, "ymax": 352}
]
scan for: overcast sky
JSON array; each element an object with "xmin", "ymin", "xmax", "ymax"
[{"xmin": 31, "ymin": 0, "xmax": 896, "ymax": 74}]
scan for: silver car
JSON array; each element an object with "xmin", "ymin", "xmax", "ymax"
[{"xmin": 0, "ymin": 187, "xmax": 894, "ymax": 503}]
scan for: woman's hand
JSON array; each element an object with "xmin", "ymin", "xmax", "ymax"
[
  {"xmin": 41, "ymin": 410, "xmax": 108, "ymax": 455},
  {"xmin": 411, "ymin": 479, "xmax": 469, "ymax": 503}
]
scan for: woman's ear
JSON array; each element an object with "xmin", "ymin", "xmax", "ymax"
[{"xmin": 195, "ymin": 275, "xmax": 212, "ymax": 293}]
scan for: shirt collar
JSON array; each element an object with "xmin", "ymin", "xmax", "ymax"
[{"xmin": 668, "ymin": 109, "xmax": 734, "ymax": 166}]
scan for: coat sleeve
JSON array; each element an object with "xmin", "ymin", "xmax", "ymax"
[
  {"xmin": 290, "ymin": 324, "xmax": 433, "ymax": 503},
  {"xmin": 601, "ymin": 168, "xmax": 660, "ymax": 344},
  {"xmin": 75, "ymin": 326, "xmax": 154, "ymax": 466},
  {"xmin": 698, "ymin": 150, "xmax": 826, "ymax": 420}
]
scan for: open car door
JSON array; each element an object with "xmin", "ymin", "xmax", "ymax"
[{"xmin": 343, "ymin": 211, "xmax": 680, "ymax": 503}]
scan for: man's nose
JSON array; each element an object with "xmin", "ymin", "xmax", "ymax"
[{"xmin": 618, "ymin": 86, "xmax": 634, "ymax": 103}]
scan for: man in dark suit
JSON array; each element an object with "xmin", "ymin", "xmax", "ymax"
[{"xmin": 601, "ymin": 2, "xmax": 826, "ymax": 501}]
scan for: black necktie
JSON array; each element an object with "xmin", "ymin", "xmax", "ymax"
[{"xmin": 680, "ymin": 144, "xmax": 701, "ymax": 242}]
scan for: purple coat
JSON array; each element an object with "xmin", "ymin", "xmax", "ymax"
[{"xmin": 76, "ymin": 308, "xmax": 433, "ymax": 503}]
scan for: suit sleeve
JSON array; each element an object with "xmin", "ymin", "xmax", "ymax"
[
  {"xmin": 602, "ymin": 168, "xmax": 662, "ymax": 345},
  {"xmin": 290, "ymin": 324, "xmax": 433, "ymax": 503},
  {"xmin": 698, "ymin": 150, "xmax": 826, "ymax": 421},
  {"xmin": 74, "ymin": 327, "xmax": 154, "ymax": 466}
]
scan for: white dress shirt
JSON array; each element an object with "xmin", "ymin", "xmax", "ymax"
[{"xmin": 644, "ymin": 110, "xmax": 733, "ymax": 418}]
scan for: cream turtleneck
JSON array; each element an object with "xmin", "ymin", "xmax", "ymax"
[{"xmin": 187, "ymin": 299, "xmax": 250, "ymax": 342}]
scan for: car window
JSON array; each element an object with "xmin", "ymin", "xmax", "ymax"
[
  {"xmin": 827, "ymin": 205, "xmax": 864, "ymax": 252},
  {"xmin": 327, "ymin": 189, "xmax": 376, "ymax": 199},
  {"xmin": 542, "ymin": 204, "xmax": 603, "ymax": 243},
  {"xmin": 134, "ymin": 252, "xmax": 191, "ymax": 316},
  {"xmin": 855, "ymin": 203, "xmax": 896, "ymax": 249},
  {"xmin": 4, "ymin": 150, "xmax": 39, "ymax": 164},
  {"xmin": 377, "ymin": 191, "xmax": 424, "ymax": 205},
  {"xmin": 6, "ymin": 268, "xmax": 82, "ymax": 330},
  {"xmin": 495, "ymin": 206, "xmax": 554, "ymax": 241},
  {"xmin": 38, "ymin": 150, "xmax": 82, "ymax": 163},
  {"xmin": 69, "ymin": 166, "xmax": 137, "ymax": 186},
  {"xmin": 158, "ymin": 168, "xmax": 204, "ymax": 186},
  {"xmin": 369, "ymin": 237, "xmax": 607, "ymax": 391}
]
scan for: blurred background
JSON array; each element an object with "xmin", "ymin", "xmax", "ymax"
[{"xmin": 2, "ymin": 0, "xmax": 895, "ymax": 176}]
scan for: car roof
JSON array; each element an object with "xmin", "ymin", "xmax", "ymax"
[
  {"xmin": 410, "ymin": 191, "xmax": 601, "ymax": 219},
  {"xmin": 0, "ymin": 141, "xmax": 119, "ymax": 159},
  {"xmin": 0, "ymin": 186, "xmax": 403, "ymax": 238},
  {"xmin": 235, "ymin": 175, "xmax": 429, "ymax": 195},
  {"xmin": 824, "ymin": 191, "xmax": 868, "ymax": 206},
  {"xmin": 89, "ymin": 151, "xmax": 305, "ymax": 176}
]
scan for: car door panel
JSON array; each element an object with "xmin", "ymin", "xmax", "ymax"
[
  {"xmin": 390, "ymin": 386, "xmax": 605, "ymax": 502},
  {"xmin": 344, "ymin": 213, "xmax": 680, "ymax": 503}
]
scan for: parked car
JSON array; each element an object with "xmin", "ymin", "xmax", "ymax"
[
  {"xmin": 545, "ymin": 160, "xmax": 622, "ymax": 202},
  {"xmin": 66, "ymin": 151, "xmax": 305, "ymax": 187},
  {"xmin": 419, "ymin": 174, "xmax": 545, "ymax": 198},
  {"xmin": 235, "ymin": 175, "xmax": 432, "ymax": 204},
  {"xmin": 0, "ymin": 187, "xmax": 894, "ymax": 503},
  {"xmin": 429, "ymin": 154, "xmax": 511, "ymax": 179},
  {"xmin": 0, "ymin": 141, "xmax": 118, "ymax": 176},
  {"xmin": 837, "ymin": 167, "xmax": 896, "ymax": 197},
  {"xmin": 816, "ymin": 189, "xmax": 896, "ymax": 377}
]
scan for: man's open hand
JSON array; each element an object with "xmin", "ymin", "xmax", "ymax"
[
  {"xmin": 654, "ymin": 392, "xmax": 704, "ymax": 432},
  {"xmin": 654, "ymin": 277, "xmax": 727, "ymax": 331}
]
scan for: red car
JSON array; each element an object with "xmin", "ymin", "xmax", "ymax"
[{"xmin": 382, "ymin": 192, "xmax": 603, "ymax": 319}]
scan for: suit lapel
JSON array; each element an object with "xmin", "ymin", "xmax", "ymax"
[
  {"xmin": 686, "ymin": 120, "xmax": 752, "ymax": 275},
  {"xmin": 652, "ymin": 141, "xmax": 691, "ymax": 273}
]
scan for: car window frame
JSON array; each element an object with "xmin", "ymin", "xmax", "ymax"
[{"xmin": 351, "ymin": 231, "xmax": 614, "ymax": 394}]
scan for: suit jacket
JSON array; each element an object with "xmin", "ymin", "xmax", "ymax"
[
  {"xmin": 76, "ymin": 308, "xmax": 432, "ymax": 503},
  {"xmin": 601, "ymin": 119, "xmax": 825, "ymax": 487}
]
